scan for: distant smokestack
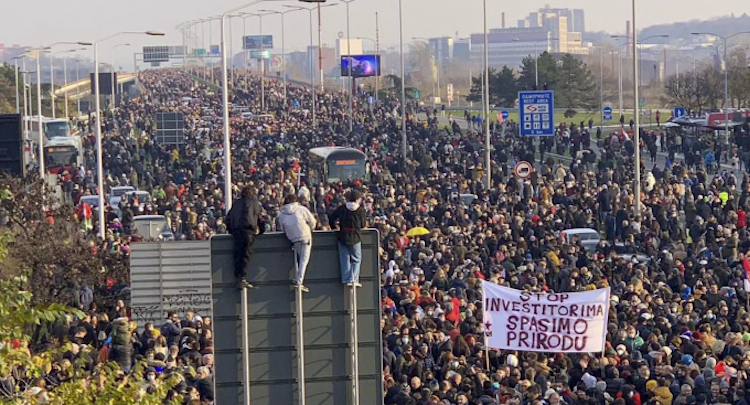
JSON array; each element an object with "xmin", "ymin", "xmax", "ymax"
[
  {"xmin": 502, "ymin": 12, "xmax": 506, "ymax": 28},
  {"xmin": 626, "ymin": 21, "xmax": 632, "ymax": 59},
  {"xmin": 663, "ymin": 48, "xmax": 668, "ymax": 82}
]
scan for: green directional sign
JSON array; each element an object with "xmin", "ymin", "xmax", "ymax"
[{"xmin": 250, "ymin": 50, "xmax": 271, "ymax": 60}]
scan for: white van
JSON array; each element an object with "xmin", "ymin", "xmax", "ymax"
[
  {"xmin": 561, "ymin": 228, "xmax": 601, "ymax": 253},
  {"xmin": 132, "ymin": 215, "xmax": 174, "ymax": 241}
]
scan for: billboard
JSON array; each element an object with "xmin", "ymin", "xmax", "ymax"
[
  {"xmin": 0, "ymin": 114, "xmax": 25, "ymax": 176},
  {"xmin": 340, "ymin": 55, "xmax": 381, "ymax": 78},
  {"xmin": 243, "ymin": 35, "xmax": 273, "ymax": 50},
  {"xmin": 143, "ymin": 46, "xmax": 170, "ymax": 63},
  {"xmin": 210, "ymin": 45, "xmax": 220, "ymax": 55},
  {"xmin": 250, "ymin": 50, "xmax": 271, "ymax": 60},
  {"xmin": 90, "ymin": 73, "xmax": 117, "ymax": 95},
  {"xmin": 211, "ymin": 231, "xmax": 384, "ymax": 405}
]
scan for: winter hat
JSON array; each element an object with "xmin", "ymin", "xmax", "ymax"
[
  {"xmin": 506, "ymin": 354, "xmax": 519, "ymax": 367},
  {"xmin": 682, "ymin": 354, "xmax": 694, "ymax": 366},
  {"xmin": 596, "ymin": 381, "xmax": 607, "ymax": 393}
]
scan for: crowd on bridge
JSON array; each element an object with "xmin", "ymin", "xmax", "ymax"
[{"xmin": 5, "ymin": 63, "xmax": 750, "ymax": 404}]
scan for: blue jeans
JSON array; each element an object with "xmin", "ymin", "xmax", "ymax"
[{"xmin": 338, "ymin": 241, "xmax": 362, "ymax": 284}]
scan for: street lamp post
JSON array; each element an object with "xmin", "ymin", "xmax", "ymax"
[
  {"xmin": 483, "ymin": 0, "xmax": 490, "ymax": 189},
  {"xmin": 631, "ymin": 0, "xmax": 641, "ymax": 218},
  {"xmin": 342, "ymin": 0, "xmax": 355, "ymax": 133},
  {"xmin": 398, "ymin": 0, "xmax": 406, "ymax": 159},
  {"xmin": 691, "ymin": 31, "xmax": 750, "ymax": 146},
  {"xmin": 92, "ymin": 32, "xmax": 162, "ymax": 239},
  {"xmin": 531, "ymin": 38, "xmax": 559, "ymax": 89},
  {"xmin": 258, "ymin": 9, "xmax": 297, "ymax": 106},
  {"xmin": 31, "ymin": 42, "xmax": 90, "ymax": 179}
]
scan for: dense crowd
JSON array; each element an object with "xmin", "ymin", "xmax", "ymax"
[{"xmin": 8, "ymin": 64, "xmax": 750, "ymax": 405}]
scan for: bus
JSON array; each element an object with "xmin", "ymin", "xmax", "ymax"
[
  {"xmin": 308, "ymin": 147, "xmax": 370, "ymax": 185},
  {"xmin": 44, "ymin": 136, "xmax": 83, "ymax": 174},
  {"xmin": 25, "ymin": 116, "xmax": 77, "ymax": 144}
]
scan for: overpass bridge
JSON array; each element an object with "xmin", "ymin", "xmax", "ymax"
[{"xmin": 53, "ymin": 72, "xmax": 138, "ymax": 100}]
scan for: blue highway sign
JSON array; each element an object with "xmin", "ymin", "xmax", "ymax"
[{"xmin": 519, "ymin": 91, "xmax": 554, "ymax": 136}]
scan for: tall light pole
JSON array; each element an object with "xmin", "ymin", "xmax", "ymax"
[
  {"xmin": 358, "ymin": 36, "xmax": 379, "ymax": 102},
  {"xmin": 30, "ymin": 42, "xmax": 90, "ymax": 179},
  {"xmin": 6, "ymin": 53, "xmax": 24, "ymax": 114},
  {"xmin": 691, "ymin": 31, "xmax": 750, "ymax": 146},
  {"xmin": 530, "ymin": 38, "xmax": 559, "ymax": 89},
  {"xmin": 220, "ymin": 0, "xmax": 284, "ymax": 214},
  {"xmin": 613, "ymin": 34, "xmax": 668, "ymax": 112},
  {"xmin": 239, "ymin": 11, "xmax": 273, "ymax": 112},
  {"xmin": 611, "ymin": 37, "xmax": 628, "ymax": 117},
  {"xmin": 398, "ymin": 0, "xmax": 406, "ymax": 159},
  {"xmin": 56, "ymin": 48, "xmax": 85, "ymax": 120},
  {"xmin": 585, "ymin": 42, "xmax": 606, "ymax": 134},
  {"xmin": 92, "ymin": 32, "xmax": 163, "ymax": 239},
  {"xmin": 342, "ymin": 0, "xmax": 355, "ymax": 133},
  {"xmin": 483, "ymin": 0, "xmax": 490, "ymax": 189},
  {"xmin": 285, "ymin": 3, "xmax": 338, "ymax": 128},
  {"xmin": 110, "ymin": 44, "xmax": 130, "ymax": 114},
  {"xmin": 258, "ymin": 9, "xmax": 297, "ymax": 106},
  {"xmin": 413, "ymin": 37, "xmax": 439, "ymax": 107},
  {"xmin": 75, "ymin": 59, "xmax": 82, "ymax": 117},
  {"xmin": 631, "ymin": 0, "xmax": 641, "ymax": 218}
]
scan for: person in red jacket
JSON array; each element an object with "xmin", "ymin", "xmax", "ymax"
[{"xmin": 737, "ymin": 208, "xmax": 746, "ymax": 229}]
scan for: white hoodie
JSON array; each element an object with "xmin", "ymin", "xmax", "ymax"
[{"xmin": 277, "ymin": 202, "xmax": 317, "ymax": 243}]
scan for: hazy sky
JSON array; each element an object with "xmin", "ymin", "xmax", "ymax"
[{"xmin": 3, "ymin": 0, "xmax": 749, "ymax": 68}]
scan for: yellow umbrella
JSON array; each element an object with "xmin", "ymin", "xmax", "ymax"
[{"xmin": 406, "ymin": 227, "xmax": 430, "ymax": 237}]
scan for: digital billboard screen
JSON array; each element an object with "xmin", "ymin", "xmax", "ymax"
[{"xmin": 341, "ymin": 55, "xmax": 381, "ymax": 78}]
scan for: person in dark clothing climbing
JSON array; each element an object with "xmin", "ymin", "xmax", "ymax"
[
  {"xmin": 329, "ymin": 190, "xmax": 367, "ymax": 287},
  {"xmin": 227, "ymin": 186, "xmax": 264, "ymax": 289}
]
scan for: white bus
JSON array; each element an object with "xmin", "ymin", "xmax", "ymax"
[
  {"xmin": 25, "ymin": 116, "xmax": 77, "ymax": 144},
  {"xmin": 44, "ymin": 136, "xmax": 84, "ymax": 174}
]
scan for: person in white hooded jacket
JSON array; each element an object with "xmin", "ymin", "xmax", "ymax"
[{"xmin": 277, "ymin": 194, "xmax": 317, "ymax": 292}]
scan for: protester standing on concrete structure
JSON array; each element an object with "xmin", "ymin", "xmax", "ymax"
[
  {"xmin": 227, "ymin": 186, "xmax": 264, "ymax": 289},
  {"xmin": 329, "ymin": 190, "xmax": 367, "ymax": 287},
  {"xmin": 277, "ymin": 193, "xmax": 317, "ymax": 292}
]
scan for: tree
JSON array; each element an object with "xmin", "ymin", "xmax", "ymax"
[
  {"xmin": 407, "ymin": 42, "xmax": 436, "ymax": 96},
  {"xmin": 663, "ymin": 72, "xmax": 699, "ymax": 113},
  {"xmin": 555, "ymin": 54, "xmax": 599, "ymax": 109},
  {"xmin": 518, "ymin": 52, "xmax": 558, "ymax": 91},
  {"xmin": 0, "ymin": 176, "xmax": 128, "ymax": 305},
  {"xmin": 466, "ymin": 66, "xmax": 518, "ymax": 107},
  {"xmin": 0, "ymin": 63, "xmax": 22, "ymax": 114}
]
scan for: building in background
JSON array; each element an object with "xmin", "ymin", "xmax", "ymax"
[
  {"xmin": 336, "ymin": 38, "xmax": 363, "ymax": 60},
  {"xmin": 307, "ymin": 45, "xmax": 336, "ymax": 77},
  {"xmin": 469, "ymin": 13, "xmax": 588, "ymax": 68},
  {"xmin": 427, "ymin": 37, "xmax": 454, "ymax": 67}
]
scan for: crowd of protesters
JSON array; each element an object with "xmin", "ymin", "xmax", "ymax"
[{"xmin": 7, "ymin": 64, "xmax": 750, "ymax": 405}]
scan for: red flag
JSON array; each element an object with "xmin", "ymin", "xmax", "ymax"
[
  {"xmin": 497, "ymin": 112, "xmax": 504, "ymax": 124},
  {"xmin": 743, "ymin": 257, "xmax": 750, "ymax": 292}
]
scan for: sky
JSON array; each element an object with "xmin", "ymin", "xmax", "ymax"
[{"xmin": 2, "ymin": 0, "xmax": 749, "ymax": 68}]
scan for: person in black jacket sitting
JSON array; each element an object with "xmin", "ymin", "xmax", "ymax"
[
  {"xmin": 227, "ymin": 186, "xmax": 264, "ymax": 289},
  {"xmin": 329, "ymin": 190, "xmax": 367, "ymax": 287}
]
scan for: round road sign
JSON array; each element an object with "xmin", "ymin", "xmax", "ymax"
[{"xmin": 514, "ymin": 161, "xmax": 533, "ymax": 179}]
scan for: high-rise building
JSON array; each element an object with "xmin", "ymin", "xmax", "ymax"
[
  {"xmin": 469, "ymin": 8, "xmax": 588, "ymax": 68},
  {"xmin": 427, "ymin": 37, "xmax": 454, "ymax": 67}
]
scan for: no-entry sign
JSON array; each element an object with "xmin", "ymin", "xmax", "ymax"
[{"xmin": 514, "ymin": 161, "xmax": 533, "ymax": 179}]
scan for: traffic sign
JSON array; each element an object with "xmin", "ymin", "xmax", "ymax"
[
  {"xmin": 250, "ymin": 50, "xmax": 271, "ymax": 60},
  {"xmin": 514, "ymin": 161, "xmax": 534, "ymax": 179},
  {"xmin": 673, "ymin": 106, "xmax": 687, "ymax": 119},
  {"xmin": 446, "ymin": 84, "xmax": 454, "ymax": 102},
  {"xmin": 603, "ymin": 106, "xmax": 613, "ymax": 121},
  {"xmin": 501, "ymin": 110, "xmax": 509, "ymax": 120},
  {"xmin": 367, "ymin": 96, "xmax": 375, "ymax": 104},
  {"xmin": 518, "ymin": 91, "xmax": 554, "ymax": 136}
]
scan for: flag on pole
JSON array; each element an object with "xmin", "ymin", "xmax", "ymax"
[{"xmin": 742, "ymin": 257, "xmax": 750, "ymax": 292}]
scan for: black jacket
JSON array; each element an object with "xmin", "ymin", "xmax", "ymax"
[
  {"xmin": 329, "ymin": 203, "xmax": 366, "ymax": 246},
  {"xmin": 227, "ymin": 197, "xmax": 263, "ymax": 235}
]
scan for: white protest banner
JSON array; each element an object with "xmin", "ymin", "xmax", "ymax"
[{"xmin": 481, "ymin": 280, "xmax": 610, "ymax": 353}]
